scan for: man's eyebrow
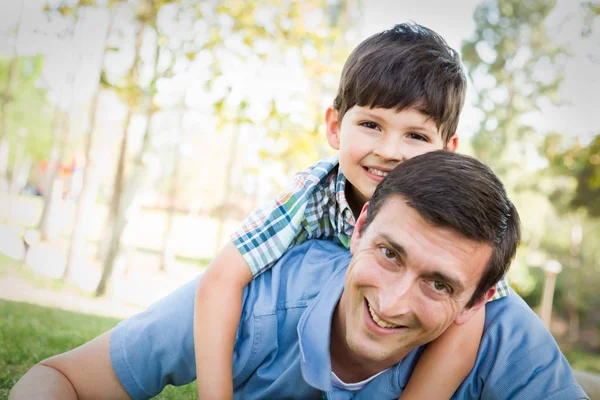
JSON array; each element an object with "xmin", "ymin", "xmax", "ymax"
[
  {"xmin": 380, "ymin": 233, "xmax": 408, "ymax": 262},
  {"xmin": 425, "ymin": 271, "xmax": 465, "ymax": 294}
]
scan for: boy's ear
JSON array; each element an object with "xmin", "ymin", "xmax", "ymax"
[
  {"xmin": 325, "ymin": 106, "xmax": 341, "ymax": 150},
  {"xmin": 453, "ymin": 286, "xmax": 495, "ymax": 326},
  {"xmin": 350, "ymin": 202, "xmax": 371, "ymax": 254},
  {"xmin": 445, "ymin": 134, "xmax": 459, "ymax": 152}
]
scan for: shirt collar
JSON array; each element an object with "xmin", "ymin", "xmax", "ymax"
[
  {"xmin": 332, "ymin": 155, "xmax": 356, "ymax": 227},
  {"xmin": 297, "ymin": 254, "xmax": 348, "ymax": 392}
]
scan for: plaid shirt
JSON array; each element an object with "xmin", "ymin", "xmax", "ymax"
[{"xmin": 232, "ymin": 154, "xmax": 509, "ymax": 300}]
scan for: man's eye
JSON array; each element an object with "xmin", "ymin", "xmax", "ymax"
[
  {"xmin": 360, "ymin": 121, "xmax": 380, "ymax": 130},
  {"xmin": 380, "ymin": 247, "xmax": 396, "ymax": 260},
  {"xmin": 431, "ymin": 281, "xmax": 450, "ymax": 294},
  {"xmin": 407, "ymin": 133, "xmax": 429, "ymax": 142}
]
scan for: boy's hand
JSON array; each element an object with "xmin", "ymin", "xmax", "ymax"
[{"xmin": 194, "ymin": 241, "xmax": 253, "ymax": 400}]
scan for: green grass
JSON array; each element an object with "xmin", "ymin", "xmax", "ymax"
[
  {"xmin": 0, "ymin": 300, "xmax": 197, "ymax": 399},
  {"xmin": 564, "ymin": 347, "xmax": 600, "ymax": 374}
]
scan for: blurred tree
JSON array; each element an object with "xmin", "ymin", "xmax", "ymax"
[
  {"xmin": 463, "ymin": 0, "xmax": 600, "ymax": 343},
  {"xmin": 196, "ymin": 0, "xmax": 362, "ymax": 251},
  {"xmin": 0, "ymin": 0, "xmax": 25, "ymax": 184},
  {"xmin": 159, "ymin": 97, "xmax": 186, "ymax": 271},
  {"xmin": 93, "ymin": 0, "xmax": 363, "ymax": 292},
  {"xmin": 38, "ymin": 1, "xmax": 83, "ymax": 240},
  {"xmin": 545, "ymin": 135, "xmax": 600, "ymax": 218},
  {"xmin": 65, "ymin": 0, "xmax": 122, "ymax": 280},
  {"xmin": 229, "ymin": 0, "xmax": 363, "ymax": 176},
  {"xmin": 461, "ymin": 0, "xmax": 568, "ymax": 294},
  {"xmin": 0, "ymin": 56, "xmax": 53, "ymax": 166},
  {"xmin": 95, "ymin": 0, "xmax": 154, "ymax": 296}
]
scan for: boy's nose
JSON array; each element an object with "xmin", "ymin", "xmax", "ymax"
[{"xmin": 373, "ymin": 137, "xmax": 405, "ymax": 163}]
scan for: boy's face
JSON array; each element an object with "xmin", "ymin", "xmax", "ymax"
[{"xmin": 326, "ymin": 105, "xmax": 458, "ymax": 209}]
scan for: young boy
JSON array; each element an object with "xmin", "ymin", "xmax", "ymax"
[{"xmin": 194, "ymin": 23, "xmax": 510, "ymax": 399}]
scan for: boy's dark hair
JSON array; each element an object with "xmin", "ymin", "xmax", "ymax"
[
  {"xmin": 333, "ymin": 23, "xmax": 467, "ymax": 145},
  {"xmin": 361, "ymin": 151, "xmax": 521, "ymax": 308}
]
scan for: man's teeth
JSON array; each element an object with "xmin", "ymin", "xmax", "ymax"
[
  {"xmin": 368, "ymin": 303, "xmax": 400, "ymax": 329},
  {"xmin": 367, "ymin": 168, "xmax": 388, "ymax": 177}
]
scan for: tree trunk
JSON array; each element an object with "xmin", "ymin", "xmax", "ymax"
[
  {"xmin": 38, "ymin": 108, "xmax": 68, "ymax": 240},
  {"xmin": 160, "ymin": 106, "xmax": 184, "ymax": 272},
  {"xmin": 214, "ymin": 123, "xmax": 241, "ymax": 253},
  {"xmin": 63, "ymin": 89, "xmax": 103, "ymax": 279},
  {"xmin": 0, "ymin": 0, "xmax": 25, "ymax": 184},
  {"xmin": 568, "ymin": 305, "xmax": 580, "ymax": 344},
  {"xmin": 95, "ymin": 10, "xmax": 153, "ymax": 296},
  {"xmin": 95, "ymin": 107, "xmax": 131, "ymax": 296},
  {"xmin": 0, "ymin": 57, "xmax": 19, "ymax": 185},
  {"xmin": 64, "ymin": 9, "xmax": 115, "ymax": 280},
  {"xmin": 9, "ymin": 128, "xmax": 28, "ymax": 194}
]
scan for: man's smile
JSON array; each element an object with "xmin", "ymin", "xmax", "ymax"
[{"xmin": 364, "ymin": 299, "xmax": 406, "ymax": 332}]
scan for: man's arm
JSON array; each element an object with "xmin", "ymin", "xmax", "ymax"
[{"xmin": 9, "ymin": 331, "xmax": 130, "ymax": 400}]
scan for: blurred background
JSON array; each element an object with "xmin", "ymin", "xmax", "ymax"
[{"xmin": 0, "ymin": 0, "xmax": 599, "ymax": 394}]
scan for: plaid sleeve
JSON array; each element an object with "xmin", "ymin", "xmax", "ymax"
[
  {"xmin": 231, "ymin": 165, "xmax": 331, "ymax": 278},
  {"xmin": 490, "ymin": 275, "xmax": 510, "ymax": 301}
]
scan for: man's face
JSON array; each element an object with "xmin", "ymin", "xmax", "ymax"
[
  {"xmin": 337, "ymin": 196, "xmax": 494, "ymax": 368},
  {"xmin": 326, "ymin": 105, "xmax": 458, "ymax": 208}
]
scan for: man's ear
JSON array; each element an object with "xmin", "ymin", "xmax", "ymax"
[
  {"xmin": 350, "ymin": 202, "xmax": 370, "ymax": 254},
  {"xmin": 325, "ymin": 106, "xmax": 340, "ymax": 150},
  {"xmin": 445, "ymin": 134, "xmax": 459, "ymax": 152},
  {"xmin": 453, "ymin": 286, "xmax": 495, "ymax": 326}
]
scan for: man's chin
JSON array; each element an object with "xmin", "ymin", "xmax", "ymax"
[{"xmin": 345, "ymin": 334, "xmax": 408, "ymax": 368}]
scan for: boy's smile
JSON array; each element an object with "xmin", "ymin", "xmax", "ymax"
[{"xmin": 326, "ymin": 105, "xmax": 458, "ymax": 214}]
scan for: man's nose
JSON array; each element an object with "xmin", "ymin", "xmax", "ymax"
[{"xmin": 377, "ymin": 278, "xmax": 412, "ymax": 319}]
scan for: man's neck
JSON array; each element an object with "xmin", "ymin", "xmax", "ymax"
[{"xmin": 329, "ymin": 295, "xmax": 402, "ymax": 383}]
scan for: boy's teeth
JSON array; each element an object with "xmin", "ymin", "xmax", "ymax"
[
  {"xmin": 367, "ymin": 168, "xmax": 388, "ymax": 177},
  {"xmin": 368, "ymin": 303, "xmax": 400, "ymax": 329}
]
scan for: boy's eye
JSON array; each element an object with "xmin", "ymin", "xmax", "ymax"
[
  {"xmin": 407, "ymin": 132, "xmax": 429, "ymax": 142},
  {"xmin": 380, "ymin": 246, "xmax": 396, "ymax": 261},
  {"xmin": 360, "ymin": 121, "xmax": 380, "ymax": 130}
]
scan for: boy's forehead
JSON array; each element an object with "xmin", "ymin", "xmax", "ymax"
[{"xmin": 352, "ymin": 105, "xmax": 433, "ymax": 120}]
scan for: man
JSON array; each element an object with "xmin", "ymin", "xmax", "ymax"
[{"xmin": 10, "ymin": 151, "xmax": 589, "ymax": 399}]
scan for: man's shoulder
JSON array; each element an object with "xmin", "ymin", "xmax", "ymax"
[
  {"xmin": 484, "ymin": 290, "xmax": 550, "ymax": 341},
  {"xmin": 463, "ymin": 290, "xmax": 589, "ymax": 399}
]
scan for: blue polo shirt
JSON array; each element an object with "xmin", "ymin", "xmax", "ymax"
[{"xmin": 110, "ymin": 240, "xmax": 588, "ymax": 399}]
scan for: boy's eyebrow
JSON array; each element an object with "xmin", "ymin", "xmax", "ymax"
[
  {"xmin": 354, "ymin": 109, "xmax": 387, "ymax": 122},
  {"xmin": 354, "ymin": 109, "xmax": 437, "ymax": 135},
  {"xmin": 380, "ymin": 233, "xmax": 464, "ymax": 294}
]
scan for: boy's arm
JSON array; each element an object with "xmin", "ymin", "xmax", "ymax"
[
  {"xmin": 194, "ymin": 241, "xmax": 253, "ymax": 400},
  {"xmin": 399, "ymin": 308, "xmax": 485, "ymax": 400}
]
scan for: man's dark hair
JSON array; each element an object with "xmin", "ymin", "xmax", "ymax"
[
  {"xmin": 361, "ymin": 151, "xmax": 521, "ymax": 307},
  {"xmin": 333, "ymin": 23, "xmax": 466, "ymax": 145}
]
